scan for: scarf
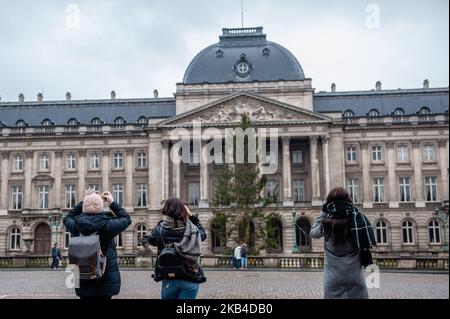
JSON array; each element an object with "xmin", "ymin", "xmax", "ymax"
[
  {"xmin": 161, "ymin": 216, "xmax": 202, "ymax": 272},
  {"xmin": 326, "ymin": 201, "xmax": 376, "ymax": 250}
]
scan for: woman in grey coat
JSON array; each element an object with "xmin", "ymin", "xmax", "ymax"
[{"xmin": 311, "ymin": 187, "xmax": 376, "ymax": 299}]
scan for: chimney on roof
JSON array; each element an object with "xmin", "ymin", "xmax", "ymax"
[
  {"xmin": 423, "ymin": 79, "xmax": 430, "ymax": 89},
  {"xmin": 331, "ymin": 83, "xmax": 336, "ymax": 93},
  {"xmin": 66, "ymin": 92, "xmax": 71, "ymax": 101},
  {"xmin": 37, "ymin": 93, "xmax": 43, "ymax": 102},
  {"xmin": 375, "ymin": 81, "xmax": 382, "ymax": 91},
  {"xmin": 153, "ymin": 89, "xmax": 159, "ymax": 99},
  {"xmin": 111, "ymin": 90, "xmax": 116, "ymax": 100},
  {"xmin": 18, "ymin": 93, "xmax": 25, "ymax": 103}
]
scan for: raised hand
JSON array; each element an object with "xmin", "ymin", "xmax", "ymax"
[
  {"xmin": 102, "ymin": 191, "xmax": 114, "ymax": 205},
  {"xmin": 184, "ymin": 205, "xmax": 193, "ymax": 218},
  {"xmin": 85, "ymin": 188, "xmax": 95, "ymax": 197}
]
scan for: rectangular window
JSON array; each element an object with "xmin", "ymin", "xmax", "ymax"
[
  {"xmin": 39, "ymin": 154, "xmax": 49, "ymax": 171},
  {"xmin": 13, "ymin": 155, "xmax": 23, "ymax": 172},
  {"xmin": 11, "ymin": 186, "xmax": 23, "ymax": 210},
  {"xmin": 399, "ymin": 177, "xmax": 411, "ymax": 202},
  {"xmin": 293, "ymin": 180, "xmax": 305, "ymax": 203},
  {"xmin": 89, "ymin": 153, "xmax": 100, "ymax": 170},
  {"xmin": 113, "ymin": 152, "xmax": 124, "ymax": 169},
  {"xmin": 67, "ymin": 154, "xmax": 77, "ymax": 170},
  {"xmin": 347, "ymin": 178, "xmax": 360, "ymax": 203},
  {"xmin": 425, "ymin": 176, "xmax": 438, "ymax": 202},
  {"xmin": 137, "ymin": 183, "xmax": 148, "ymax": 207},
  {"xmin": 65, "ymin": 185, "xmax": 77, "ymax": 209},
  {"xmin": 397, "ymin": 145, "xmax": 410, "ymax": 162},
  {"xmin": 292, "ymin": 150, "xmax": 303, "ymax": 165},
  {"xmin": 38, "ymin": 185, "xmax": 49, "ymax": 209},
  {"xmin": 88, "ymin": 184, "xmax": 101, "ymax": 193},
  {"xmin": 188, "ymin": 183, "xmax": 200, "ymax": 205},
  {"xmin": 266, "ymin": 181, "xmax": 279, "ymax": 200},
  {"xmin": 346, "ymin": 147, "xmax": 357, "ymax": 162},
  {"xmin": 114, "ymin": 234, "xmax": 123, "ymax": 248},
  {"xmin": 112, "ymin": 184, "xmax": 124, "ymax": 206},
  {"xmin": 137, "ymin": 152, "xmax": 147, "ymax": 168},
  {"xmin": 373, "ymin": 178, "xmax": 384, "ymax": 203},
  {"xmin": 423, "ymin": 145, "xmax": 436, "ymax": 162},
  {"xmin": 372, "ymin": 146, "xmax": 382, "ymax": 161},
  {"xmin": 9, "ymin": 228, "xmax": 21, "ymax": 251}
]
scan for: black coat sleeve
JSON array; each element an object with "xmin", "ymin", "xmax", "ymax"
[
  {"xmin": 103, "ymin": 202, "xmax": 132, "ymax": 238},
  {"xmin": 189, "ymin": 215, "xmax": 207, "ymax": 242},
  {"xmin": 63, "ymin": 201, "xmax": 83, "ymax": 235},
  {"xmin": 148, "ymin": 222, "xmax": 162, "ymax": 248}
]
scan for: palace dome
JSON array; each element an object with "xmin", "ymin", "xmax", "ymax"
[{"xmin": 183, "ymin": 27, "xmax": 305, "ymax": 84}]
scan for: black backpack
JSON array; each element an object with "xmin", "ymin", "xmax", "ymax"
[{"xmin": 156, "ymin": 228, "xmax": 186, "ymax": 279}]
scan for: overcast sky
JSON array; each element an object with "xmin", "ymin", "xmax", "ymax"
[{"xmin": 0, "ymin": 0, "xmax": 448, "ymax": 102}]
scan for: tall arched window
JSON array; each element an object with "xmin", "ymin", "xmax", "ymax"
[
  {"xmin": 267, "ymin": 217, "xmax": 283, "ymax": 253},
  {"xmin": 429, "ymin": 220, "xmax": 441, "ymax": 244},
  {"xmin": 9, "ymin": 227, "xmax": 21, "ymax": 251},
  {"xmin": 296, "ymin": 218, "xmax": 311, "ymax": 251},
  {"xmin": 136, "ymin": 224, "xmax": 147, "ymax": 247},
  {"xmin": 402, "ymin": 220, "xmax": 415, "ymax": 244},
  {"xmin": 211, "ymin": 217, "xmax": 227, "ymax": 254},
  {"xmin": 238, "ymin": 218, "xmax": 255, "ymax": 253},
  {"xmin": 375, "ymin": 221, "xmax": 388, "ymax": 244}
]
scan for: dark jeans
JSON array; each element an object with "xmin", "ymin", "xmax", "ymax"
[{"xmin": 51, "ymin": 257, "xmax": 60, "ymax": 269}]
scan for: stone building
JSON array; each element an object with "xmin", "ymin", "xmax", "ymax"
[{"xmin": 0, "ymin": 27, "xmax": 448, "ymax": 267}]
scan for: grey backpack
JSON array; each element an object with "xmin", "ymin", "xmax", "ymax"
[{"xmin": 68, "ymin": 233, "xmax": 107, "ymax": 280}]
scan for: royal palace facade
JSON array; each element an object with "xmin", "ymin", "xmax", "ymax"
[{"xmin": 0, "ymin": 27, "xmax": 448, "ymax": 268}]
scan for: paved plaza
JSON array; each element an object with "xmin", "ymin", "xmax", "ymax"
[{"xmin": 0, "ymin": 269, "xmax": 448, "ymax": 299}]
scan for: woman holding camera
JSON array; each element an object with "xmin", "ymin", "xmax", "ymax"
[
  {"xmin": 148, "ymin": 198, "xmax": 207, "ymax": 300},
  {"xmin": 310, "ymin": 187, "xmax": 376, "ymax": 299},
  {"xmin": 63, "ymin": 189, "xmax": 131, "ymax": 299}
]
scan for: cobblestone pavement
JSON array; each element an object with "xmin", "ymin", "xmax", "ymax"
[{"xmin": 0, "ymin": 269, "xmax": 448, "ymax": 299}]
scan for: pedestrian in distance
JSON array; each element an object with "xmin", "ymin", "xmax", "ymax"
[
  {"xmin": 50, "ymin": 243, "xmax": 62, "ymax": 269},
  {"xmin": 148, "ymin": 198, "xmax": 207, "ymax": 300},
  {"xmin": 240, "ymin": 243, "xmax": 248, "ymax": 270},
  {"xmin": 63, "ymin": 188, "xmax": 131, "ymax": 300},
  {"xmin": 311, "ymin": 187, "xmax": 376, "ymax": 299},
  {"xmin": 233, "ymin": 244, "xmax": 242, "ymax": 270}
]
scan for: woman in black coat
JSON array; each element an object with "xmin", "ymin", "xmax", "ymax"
[
  {"xmin": 64, "ymin": 189, "xmax": 131, "ymax": 299},
  {"xmin": 148, "ymin": 198, "xmax": 207, "ymax": 299}
]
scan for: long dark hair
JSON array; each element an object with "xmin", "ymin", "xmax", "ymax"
[
  {"xmin": 321, "ymin": 188, "xmax": 353, "ymax": 246},
  {"xmin": 161, "ymin": 198, "xmax": 187, "ymax": 221}
]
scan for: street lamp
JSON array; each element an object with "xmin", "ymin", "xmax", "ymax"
[
  {"xmin": 292, "ymin": 209, "xmax": 299, "ymax": 254},
  {"xmin": 434, "ymin": 205, "xmax": 449, "ymax": 253}
]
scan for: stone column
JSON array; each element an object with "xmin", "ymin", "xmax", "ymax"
[
  {"xmin": 310, "ymin": 137, "xmax": 321, "ymax": 206},
  {"xmin": 412, "ymin": 141, "xmax": 425, "ymax": 207},
  {"xmin": 24, "ymin": 151, "xmax": 33, "ymax": 209},
  {"xmin": 322, "ymin": 136, "xmax": 331, "ymax": 196},
  {"xmin": 53, "ymin": 150, "xmax": 63, "ymax": 208},
  {"xmin": 200, "ymin": 140, "xmax": 210, "ymax": 208},
  {"xmin": 0, "ymin": 152, "xmax": 10, "ymax": 211},
  {"xmin": 101, "ymin": 150, "xmax": 109, "ymax": 194},
  {"xmin": 77, "ymin": 151, "xmax": 86, "ymax": 201},
  {"xmin": 360, "ymin": 142, "xmax": 372, "ymax": 208},
  {"xmin": 282, "ymin": 137, "xmax": 293, "ymax": 207},
  {"xmin": 386, "ymin": 142, "xmax": 398, "ymax": 208},
  {"xmin": 125, "ymin": 148, "xmax": 134, "ymax": 209},
  {"xmin": 172, "ymin": 143, "xmax": 181, "ymax": 198},
  {"xmin": 149, "ymin": 136, "xmax": 163, "ymax": 209},
  {"xmin": 438, "ymin": 140, "xmax": 449, "ymax": 201},
  {"xmin": 161, "ymin": 141, "xmax": 170, "ymax": 202}
]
